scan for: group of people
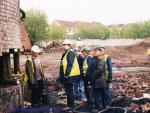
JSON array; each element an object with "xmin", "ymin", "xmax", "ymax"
[
  {"xmin": 59, "ymin": 39, "xmax": 112, "ymax": 111},
  {"xmin": 24, "ymin": 39, "xmax": 112, "ymax": 111}
]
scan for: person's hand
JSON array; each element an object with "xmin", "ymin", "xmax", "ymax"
[
  {"xmin": 88, "ymin": 85, "xmax": 92, "ymax": 89},
  {"xmin": 64, "ymin": 76, "xmax": 69, "ymax": 79}
]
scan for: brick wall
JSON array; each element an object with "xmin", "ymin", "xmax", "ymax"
[
  {"xmin": 20, "ymin": 21, "xmax": 31, "ymax": 49},
  {"xmin": 0, "ymin": 0, "xmax": 22, "ymax": 55},
  {"xmin": 0, "ymin": 27, "xmax": 6, "ymax": 56}
]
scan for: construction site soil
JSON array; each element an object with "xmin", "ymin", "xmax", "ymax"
[{"xmin": 16, "ymin": 40, "xmax": 150, "ymax": 113}]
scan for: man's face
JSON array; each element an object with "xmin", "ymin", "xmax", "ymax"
[
  {"xmin": 32, "ymin": 52, "xmax": 39, "ymax": 57},
  {"xmin": 75, "ymin": 51, "xmax": 81, "ymax": 56},
  {"xmin": 82, "ymin": 51, "xmax": 88, "ymax": 57},
  {"xmin": 94, "ymin": 50, "xmax": 102, "ymax": 57},
  {"xmin": 63, "ymin": 44, "xmax": 71, "ymax": 50},
  {"xmin": 90, "ymin": 50, "xmax": 95, "ymax": 56}
]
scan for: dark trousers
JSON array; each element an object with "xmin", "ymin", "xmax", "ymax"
[
  {"xmin": 93, "ymin": 88, "xmax": 106, "ymax": 109},
  {"xmin": 104, "ymin": 83, "xmax": 112, "ymax": 107},
  {"xmin": 74, "ymin": 79, "xmax": 85, "ymax": 99},
  {"xmin": 31, "ymin": 80, "xmax": 44, "ymax": 106},
  {"xmin": 84, "ymin": 82, "xmax": 93, "ymax": 104},
  {"xmin": 64, "ymin": 83, "xmax": 74, "ymax": 108}
]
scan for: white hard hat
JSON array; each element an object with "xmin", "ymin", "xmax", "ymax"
[
  {"xmin": 31, "ymin": 45, "xmax": 41, "ymax": 53},
  {"xmin": 63, "ymin": 39, "xmax": 72, "ymax": 45},
  {"xmin": 74, "ymin": 47, "xmax": 80, "ymax": 51}
]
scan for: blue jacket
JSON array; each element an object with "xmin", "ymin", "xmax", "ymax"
[
  {"xmin": 77, "ymin": 55, "xmax": 84, "ymax": 79},
  {"xmin": 84, "ymin": 55, "xmax": 93, "ymax": 83},
  {"xmin": 106, "ymin": 56, "xmax": 112, "ymax": 82},
  {"xmin": 59, "ymin": 50, "xmax": 80, "ymax": 84}
]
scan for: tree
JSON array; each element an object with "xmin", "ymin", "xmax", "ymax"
[
  {"xmin": 74, "ymin": 22, "xmax": 110, "ymax": 39},
  {"xmin": 48, "ymin": 24, "xmax": 66, "ymax": 40},
  {"xmin": 24, "ymin": 9, "xmax": 49, "ymax": 44},
  {"xmin": 120, "ymin": 21, "xmax": 150, "ymax": 39}
]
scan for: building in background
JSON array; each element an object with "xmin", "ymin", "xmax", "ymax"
[{"xmin": 52, "ymin": 20, "xmax": 75, "ymax": 39}]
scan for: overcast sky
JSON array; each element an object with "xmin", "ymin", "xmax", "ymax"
[{"xmin": 20, "ymin": 0, "xmax": 150, "ymax": 25}]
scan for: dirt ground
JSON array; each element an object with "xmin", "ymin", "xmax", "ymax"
[{"xmin": 17, "ymin": 39, "xmax": 150, "ymax": 113}]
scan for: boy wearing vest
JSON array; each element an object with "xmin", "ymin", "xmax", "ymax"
[
  {"xmin": 25, "ymin": 45, "xmax": 45, "ymax": 107},
  {"xmin": 82, "ymin": 47, "xmax": 94, "ymax": 104},
  {"xmin": 91, "ymin": 47, "xmax": 107, "ymax": 109},
  {"xmin": 98, "ymin": 45, "xmax": 112, "ymax": 107},
  {"xmin": 59, "ymin": 39, "xmax": 80, "ymax": 110}
]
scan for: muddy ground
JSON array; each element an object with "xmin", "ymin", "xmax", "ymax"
[{"xmin": 13, "ymin": 40, "xmax": 150, "ymax": 113}]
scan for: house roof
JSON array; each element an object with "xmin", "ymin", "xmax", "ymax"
[
  {"xmin": 56, "ymin": 20, "xmax": 75, "ymax": 28},
  {"xmin": 54, "ymin": 20, "xmax": 103, "ymax": 29}
]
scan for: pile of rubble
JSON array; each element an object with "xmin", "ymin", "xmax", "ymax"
[
  {"xmin": 112, "ymin": 72, "xmax": 150, "ymax": 98},
  {"xmin": 44, "ymin": 79, "xmax": 63, "ymax": 91},
  {"xmin": 112, "ymin": 72, "xmax": 150, "ymax": 113},
  {"xmin": 44, "ymin": 41, "xmax": 64, "ymax": 53}
]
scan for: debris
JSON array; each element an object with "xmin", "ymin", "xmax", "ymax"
[
  {"xmin": 99, "ymin": 107, "xmax": 127, "ymax": 113},
  {"xmin": 141, "ymin": 103, "xmax": 150, "ymax": 113},
  {"xmin": 143, "ymin": 93, "xmax": 150, "ymax": 99},
  {"xmin": 112, "ymin": 96, "xmax": 125, "ymax": 104}
]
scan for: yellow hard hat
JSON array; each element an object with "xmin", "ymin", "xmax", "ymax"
[{"xmin": 146, "ymin": 48, "xmax": 150, "ymax": 55}]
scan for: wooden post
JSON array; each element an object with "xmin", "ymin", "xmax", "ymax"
[
  {"xmin": 1, "ymin": 52, "xmax": 9, "ymax": 81},
  {"xmin": 6, "ymin": 52, "xmax": 11, "ymax": 78},
  {"xmin": 13, "ymin": 49, "xmax": 20, "ymax": 74},
  {"xmin": 0, "ymin": 56, "xmax": 3, "ymax": 82}
]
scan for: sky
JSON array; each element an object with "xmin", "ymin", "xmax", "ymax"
[{"xmin": 20, "ymin": 0, "xmax": 150, "ymax": 25}]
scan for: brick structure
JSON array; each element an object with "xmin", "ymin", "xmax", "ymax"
[
  {"xmin": 0, "ymin": 1, "xmax": 25, "ymax": 112},
  {"xmin": 0, "ymin": 0, "xmax": 22, "ymax": 55},
  {"xmin": 20, "ymin": 21, "xmax": 31, "ymax": 49}
]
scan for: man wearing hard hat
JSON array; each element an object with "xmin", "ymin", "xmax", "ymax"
[
  {"xmin": 25, "ymin": 45, "xmax": 45, "ymax": 107},
  {"xmin": 59, "ymin": 39, "xmax": 80, "ymax": 110},
  {"xmin": 82, "ymin": 47, "xmax": 94, "ymax": 104},
  {"xmin": 97, "ymin": 45, "xmax": 112, "ymax": 108}
]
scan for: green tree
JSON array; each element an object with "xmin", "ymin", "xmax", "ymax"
[
  {"xmin": 119, "ymin": 21, "xmax": 150, "ymax": 39},
  {"xmin": 109, "ymin": 24, "xmax": 124, "ymax": 38},
  {"xmin": 74, "ymin": 22, "xmax": 110, "ymax": 39},
  {"xmin": 48, "ymin": 24, "xmax": 66, "ymax": 40},
  {"xmin": 120, "ymin": 23, "xmax": 141, "ymax": 39},
  {"xmin": 24, "ymin": 9, "xmax": 49, "ymax": 44}
]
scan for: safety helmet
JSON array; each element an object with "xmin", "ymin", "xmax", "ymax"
[
  {"xmin": 98, "ymin": 44, "xmax": 105, "ymax": 49},
  {"xmin": 31, "ymin": 45, "xmax": 41, "ymax": 53},
  {"xmin": 74, "ymin": 47, "xmax": 80, "ymax": 52},
  {"xmin": 63, "ymin": 39, "xmax": 72, "ymax": 45},
  {"xmin": 82, "ymin": 47, "xmax": 90, "ymax": 52}
]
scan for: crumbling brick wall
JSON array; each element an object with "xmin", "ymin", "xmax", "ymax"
[
  {"xmin": 20, "ymin": 21, "xmax": 31, "ymax": 49},
  {"xmin": 0, "ymin": 0, "xmax": 22, "ymax": 55},
  {"xmin": 0, "ymin": 27, "xmax": 6, "ymax": 56}
]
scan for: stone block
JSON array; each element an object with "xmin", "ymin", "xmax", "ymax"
[{"xmin": 0, "ymin": 85, "xmax": 23, "ymax": 113}]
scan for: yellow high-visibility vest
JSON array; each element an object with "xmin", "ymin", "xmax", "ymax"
[
  {"xmin": 146, "ymin": 48, "xmax": 150, "ymax": 55},
  {"xmin": 83, "ymin": 56, "xmax": 89, "ymax": 76},
  {"xmin": 24, "ymin": 59, "xmax": 45, "ymax": 83},
  {"xmin": 62, "ymin": 49, "xmax": 80, "ymax": 77}
]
